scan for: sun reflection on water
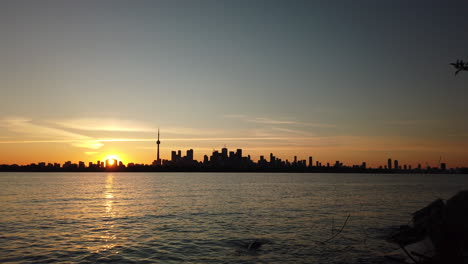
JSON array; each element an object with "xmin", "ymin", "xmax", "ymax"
[
  {"xmin": 94, "ymin": 173, "xmax": 118, "ymax": 253},
  {"xmin": 105, "ymin": 174, "xmax": 114, "ymax": 215}
]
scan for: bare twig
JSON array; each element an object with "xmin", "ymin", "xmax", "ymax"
[
  {"xmin": 410, "ymin": 251, "xmax": 431, "ymax": 260},
  {"xmin": 399, "ymin": 243, "xmax": 420, "ymax": 264},
  {"xmin": 331, "ymin": 216, "xmax": 335, "ymax": 235},
  {"xmin": 320, "ymin": 214, "xmax": 351, "ymax": 244}
]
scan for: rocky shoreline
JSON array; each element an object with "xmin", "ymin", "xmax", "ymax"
[{"xmin": 388, "ymin": 191, "xmax": 468, "ymax": 263}]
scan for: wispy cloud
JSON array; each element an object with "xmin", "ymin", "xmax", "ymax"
[
  {"xmin": 248, "ymin": 117, "xmax": 298, "ymax": 125},
  {"xmin": 448, "ymin": 133, "xmax": 468, "ymax": 137},
  {"xmin": 3, "ymin": 135, "xmax": 461, "ymax": 153},
  {"xmin": 52, "ymin": 118, "xmax": 155, "ymax": 132},
  {"xmin": 160, "ymin": 127, "xmax": 226, "ymax": 136},
  {"xmin": 0, "ymin": 136, "xmax": 323, "ymax": 145},
  {"xmin": 52, "ymin": 118, "xmax": 228, "ymax": 136},
  {"xmin": 270, "ymin": 127, "xmax": 315, "ymax": 136},
  {"xmin": 95, "ymin": 137, "xmax": 319, "ymax": 142},
  {"xmin": 223, "ymin": 114, "xmax": 246, "ymax": 119},
  {"xmin": 0, "ymin": 140, "xmax": 76, "ymax": 144},
  {"xmin": 0, "ymin": 117, "xmax": 236, "ymax": 148},
  {"xmin": 224, "ymin": 114, "xmax": 336, "ymax": 128},
  {"xmin": 382, "ymin": 120, "xmax": 439, "ymax": 126},
  {"xmin": 0, "ymin": 117, "xmax": 103, "ymax": 149}
]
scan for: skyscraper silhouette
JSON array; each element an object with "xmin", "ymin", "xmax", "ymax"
[{"xmin": 156, "ymin": 128, "xmax": 161, "ymax": 166}]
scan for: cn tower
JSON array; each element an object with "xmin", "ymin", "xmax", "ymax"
[{"xmin": 156, "ymin": 128, "xmax": 161, "ymax": 165}]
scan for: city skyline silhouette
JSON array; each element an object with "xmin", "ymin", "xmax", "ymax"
[{"xmin": 0, "ymin": 129, "xmax": 459, "ymax": 173}]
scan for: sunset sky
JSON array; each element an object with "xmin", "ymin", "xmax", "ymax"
[{"xmin": 1, "ymin": 0, "xmax": 468, "ymax": 167}]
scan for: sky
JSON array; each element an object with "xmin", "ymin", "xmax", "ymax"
[{"xmin": 1, "ymin": 0, "xmax": 468, "ymax": 168}]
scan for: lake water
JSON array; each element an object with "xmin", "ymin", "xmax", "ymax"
[{"xmin": 1, "ymin": 173, "xmax": 467, "ymax": 263}]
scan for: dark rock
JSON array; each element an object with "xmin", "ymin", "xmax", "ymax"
[
  {"xmin": 389, "ymin": 191, "xmax": 468, "ymax": 264},
  {"xmin": 444, "ymin": 190, "xmax": 468, "ymax": 241},
  {"xmin": 390, "ymin": 199, "xmax": 445, "ymax": 246},
  {"xmin": 413, "ymin": 198, "xmax": 445, "ymax": 250},
  {"xmin": 437, "ymin": 190, "xmax": 468, "ymax": 263},
  {"xmin": 390, "ymin": 225, "xmax": 424, "ymax": 245}
]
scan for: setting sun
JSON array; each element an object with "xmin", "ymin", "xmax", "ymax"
[{"xmin": 103, "ymin": 154, "xmax": 122, "ymax": 165}]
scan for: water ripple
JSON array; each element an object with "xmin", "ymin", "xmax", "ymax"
[{"xmin": 1, "ymin": 172, "xmax": 467, "ymax": 263}]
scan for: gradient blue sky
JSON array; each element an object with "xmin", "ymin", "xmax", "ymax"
[{"xmin": 1, "ymin": 0, "xmax": 468, "ymax": 167}]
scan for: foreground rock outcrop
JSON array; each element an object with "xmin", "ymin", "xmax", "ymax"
[{"xmin": 389, "ymin": 190, "xmax": 468, "ymax": 264}]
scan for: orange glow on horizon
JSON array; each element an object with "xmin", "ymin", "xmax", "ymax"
[
  {"xmin": 0, "ymin": 139, "xmax": 467, "ymax": 168},
  {"xmin": 103, "ymin": 154, "xmax": 122, "ymax": 165}
]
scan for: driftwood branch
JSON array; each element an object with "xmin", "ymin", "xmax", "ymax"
[
  {"xmin": 410, "ymin": 251, "xmax": 431, "ymax": 260},
  {"xmin": 398, "ymin": 243, "xmax": 419, "ymax": 264},
  {"xmin": 320, "ymin": 214, "xmax": 351, "ymax": 244}
]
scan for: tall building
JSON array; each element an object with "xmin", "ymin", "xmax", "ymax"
[
  {"xmin": 394, "ymin": 160, "xmax": 399, "ymax": 170},
  {"xmin": 156, "ymin": 128, "xmax": 161, "ymax": 166},
  {"xmin": 236, "ymin": 149, "xmax": 242, "ymax": 159},
  {"xmin": 221, "ymin": 147, "xmax": 228, "ymax": 159},
  {"xmin": 211, "ymin": 151, "xmax": 219, "ymax": 162},
  {"xmin": 186, "ymin": 149, "xmax": 194, "ymax": 161},
  {"xmin": 388, "ymin": 158, "xmax": 392, "ymax": 170}
]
